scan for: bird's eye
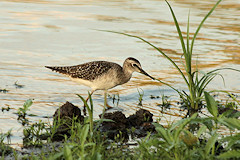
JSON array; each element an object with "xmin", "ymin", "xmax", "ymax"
[{"xmin": 132, "ymin": 63, "xmax": 138, "ymax": 67}]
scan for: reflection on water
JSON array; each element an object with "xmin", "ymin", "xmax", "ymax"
[{"xmin": 0, "ymin": 0, "xmax": 239, "ymax": 145}]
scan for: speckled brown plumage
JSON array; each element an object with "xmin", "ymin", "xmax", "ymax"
[
  {"xmin": 45, "ymin": 61, "xmax": 120, "ymax": 81},
  {"xmin": 45, "ymin": 57, "xmax": 154, "ymax": 91}
]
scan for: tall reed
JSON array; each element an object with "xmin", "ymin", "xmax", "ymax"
[{"xmin": 102, "ymin": 0, "xmax": 240, "ymax": 115}]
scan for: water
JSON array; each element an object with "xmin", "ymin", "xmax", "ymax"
[{"xmin": 0, "ymin": 0, "xmax": 240, "ymax": 146}]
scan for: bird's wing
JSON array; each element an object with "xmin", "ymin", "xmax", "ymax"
[{"xmin": 45, "ymin": 61, "xmax": 114, "ymax": 81}]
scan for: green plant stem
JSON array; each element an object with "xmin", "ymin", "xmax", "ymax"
[
  {"xmin": 174, "ymin": 151, "xmax": 179, "ymax": 160},
  {"xmin": 77, "ymin": 94, "xmax": 93, "ymax": 133}
]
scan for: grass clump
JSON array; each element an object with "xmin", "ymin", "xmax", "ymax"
[
  {"xmin": 16, "ymin": 99, "xmax": 34, "ymax": 126},
  {"xmin": 136, "ymin": 92, "xmax": 240, "ymax": 160},
  {"xmin": 0, "ymin": 130, "xmax": 12, "ymax": 157}
]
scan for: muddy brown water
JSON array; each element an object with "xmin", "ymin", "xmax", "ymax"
[{"xmin": 0, "ymin": 0, "xmax": 240, "ymax": 147}]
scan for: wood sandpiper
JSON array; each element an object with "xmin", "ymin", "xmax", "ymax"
[{"xmin": 45, "ymin": 57, "xmax": 154, "ymax": 114}]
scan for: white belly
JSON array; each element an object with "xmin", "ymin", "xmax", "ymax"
[
  {"xmin": 70, "ymin": 78, "xmax": 93, "ymax": 88},
  {"xmin": 70, "ymin": 76, "xmax": 118, "ymax": 91}
]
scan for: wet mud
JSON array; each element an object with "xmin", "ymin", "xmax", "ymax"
[{"xmin": 52, "ymin": 102, "xmax": 156, "ymax": 142}]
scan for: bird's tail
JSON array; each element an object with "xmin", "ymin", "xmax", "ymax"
[{"xmin": 45, "ymin": 66, "xmax": 69, "ymax": 75}]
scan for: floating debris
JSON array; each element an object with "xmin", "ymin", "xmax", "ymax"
[
  {"xmin": 1, "ymin": 105, "xmax": 11, "ymax": 112},
  {"xmin": 0, "ymin": 88, "xmax": 9, "ymax": 93},
  {"xmin": 14, "ymin": 81, "xmax": 25, "ymax": 89}
]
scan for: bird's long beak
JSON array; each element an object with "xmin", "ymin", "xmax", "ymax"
[{"xmin": 136, "ymin": 66, "xmax": 155, "ymax": 80}]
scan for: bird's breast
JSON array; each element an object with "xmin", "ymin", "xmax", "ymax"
[{"xmin": 69, "ymin": 66, "xmax": 132, "ymax": 91}]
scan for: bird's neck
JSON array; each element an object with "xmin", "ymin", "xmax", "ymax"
[{"xmin": 121, "ymin": 64, "xmax": 133, "ymax": 84}]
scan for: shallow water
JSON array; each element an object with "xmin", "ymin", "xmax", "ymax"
[{"xmin": 0, "ymin": 0, "xmax": 240, "ymax": 146}]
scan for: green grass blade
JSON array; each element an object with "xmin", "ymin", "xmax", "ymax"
[
  {"xmin": 64, "ymin": 145, "xmax": 73, "ymax": 160},
  {"xmin": 153, "ymin": 79, "xmax": 179, "ymax": 93},
  {"xmin": 197, "ymin": 67, "xmax": 240, "ymax": 91},
  {"xmin": 197, "ymin": 67, "xmax": 240, "ymax": 95},
  {"xmin": 198, "ymin": 74, "xmax": 217, "ymax": 96},
  {"xmin": 205, "ymin": 132, "xmax": 218, "ymax": 155},
  {"xmin": 204, "ymin": 73, "xmax": 224, "ymax": 89},
  {"xmin": 205, "ymin": 67, "xmax": 240, "ymax": 75},
  {"xmin": 190, "ymin": 0, "xmax": 222, "ymax": 54},
  {"xmin": 219, "ymin": 117, "xmax": 240, "ymax": 130},
  {"xmin": 77, "ymin": 94, "xmax": 91, "ymax": 115},
  {"xmin": 174, "ymin": 113, "xmax": 197, "ymax": 141},
  {"xmin": 197, "ymin": 73, "xmax": 214, "ymax": 88},
  {"xmin": 204, "ymin": 91, "xmax": 218, "ymax": 118},
  {"xmin": 182, "ymin": 90, "xmax": 191, "ymax": 101},
  {"xmin": 166, "ymin": 0, "xmax": 187, "ymax": 56},
  {"xmin": 77, "ymin": 94, "xmax": 93, "ymax": 132},
  {"xmin": 187, "ymin": 10, "xmax": 190, "ymax": 56},
  {"xmin": 197, "ymin": 125, "xmax": 207, "ymax": 138},
  {"xmin": 218, "ymin": 150, "xmax": 240, "ymax": 159},
  {"xmin": 98, "ymin": 30, "xmax": 189, "ymax": 86},
  {"xmin": 88, "ymin": 92, "xmax": 93, "ymax": 113},
  {"xmin": 221, "ymin": 134, "xmax": 240, "ymax": 150},
  {"xmin": 23, "ymin": 99, "xmax": 33, "ymax": 112},
  {"xmin": 155, "ymin": 126, "xmax": 172, "ymax": 144},
  {"xmin": 80, "ymin": 124, "xmax": 90, "ymax": 149}
]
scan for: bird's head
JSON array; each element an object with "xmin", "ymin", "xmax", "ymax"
[{"xmin": 123, "ymin": 57, "xmax": 155, "ymax": 80}]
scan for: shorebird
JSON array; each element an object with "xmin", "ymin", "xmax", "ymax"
[{"xmin": 45, "ymin": 57, "xmax": 155, "ymax": 114}]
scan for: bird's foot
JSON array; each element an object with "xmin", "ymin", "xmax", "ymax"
[{"xmin": 105, "ymin": 103, "xmax": 113, "ymax": 109}]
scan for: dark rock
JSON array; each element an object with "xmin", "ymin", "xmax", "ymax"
[
  {"xmin": 52, "ymin": 101, "xmax": 84, "ymax": 141},
  {"xmin": 126, "ymin": 109, "xmax": 155, "ymax": 138},
  {"xmin": 99, "ymin": 111, "xmax": 127, "ymax": 130},
  {"xmin": 100, "ymin": 111, "xmax": 127, "ymax": 124},
  {"xmin": 127, "ymin": 109, "xmax": 153, "ymax": 128},
  {"xmin": 98, "ymin": 109, "xmax": 155, "ymax": 140},
  {"xmin": 130, "ymin": 122, "xmax": 156, "ymax": 138},
  {"xmin": 99, "ymin": 111, "xmax": 128, "ymax": 141},
  {"xmin": 53, "ymin": 101, "xmax": 84, "ymax": 122},
  {"xmin": 142, "ymin": 122, "xmax": 156, "ymax": 132},
  {"xmin": 51, "ymin": 103, "xmax": 156, "ymax": 142}
]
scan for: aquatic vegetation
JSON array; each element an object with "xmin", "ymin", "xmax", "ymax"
[
  {"xmin": 14, "ymin": 81, "xmax": 25, "ymax": 89},
  {"xmin": 0, "ymin": 88, "xmax": 9, "ymax": 93},
  {"xmin": 101, "ymin": 0, "xmax": 240, "ymax": 116},
  {"xmin": 0, "ymin": 130, "xmax": 13, "ymax": 158},
  {"xmin": 107, "ymin": 93, "xmax": 120, "ymax": 107},
  {"xmin": 135, "ymin": 92, "xmax": 240, "ymax": 160},
  {"xmin": 158, "ymin": 94, "xmax": 171, "ymax": 109},
  {"xmin": 1, "ymin": 94, "xmax": 240, "ymax": 159},
  {"xmin": 23, "ymin": 120, "xmax": 50, "ymax": 147},
  {"xmin": 1, "ymin": 106, "xmax": 11, "ymax": 112},
  {"xmin": 16, "ymin": 99, "xmax": 33, "ymax": 126},
  {"xmin": 137, "ymin": 88, "xmax": 144, "ymax": 106},
  {"xmin": 77, "ymin": 93, "xmax": 94, "ymax": 133}
]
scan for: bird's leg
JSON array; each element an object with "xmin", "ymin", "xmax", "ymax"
[
  {"xmin": 83, "ymin": 90, "xmax": 94, "ymax": 116},
  {"xmin": 104, "ymin": 90, "xmax": 113, "ymax": 109}
]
